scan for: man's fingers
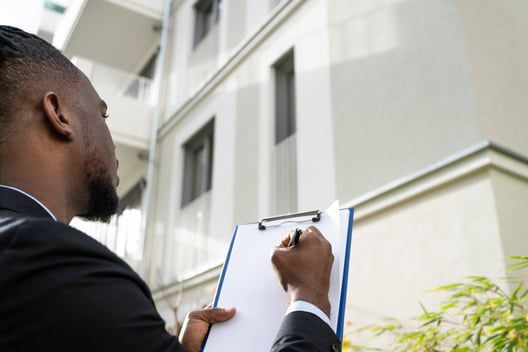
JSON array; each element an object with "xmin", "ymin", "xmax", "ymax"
[
  {"xmin": 277, "ymin": 228, "xmax": 307, "ymax": 248},
  {"xmin": 306, "ymin": 226, "xmax": 332, "ymax": 248},
  {"xmin": 271, "ymin": 246, "xmax": 292, "ymax": 268},
  {"xmin": 199, "ymin": 307, "xmax": 236, "ymax": 324},
  {"xmin": 277, "ymin": 233, "xmax": 292, "ymax": 248},
  {"xmin": 279, "ymin": 236, "xmax": 290, "ymax": 248}
]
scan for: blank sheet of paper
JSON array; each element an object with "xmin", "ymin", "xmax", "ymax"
[{"xmin": 202, "ymin": 203, "xmax": 353, "ymax": 352}]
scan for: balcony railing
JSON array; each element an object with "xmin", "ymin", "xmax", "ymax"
[
  {"xmin": 171, "ymin": 191, "xmax": 212, "ymax": 276},
  {"xmin": 72, "ymin": 56, "xmax": 153, "ymax": 104},
  {"xmin": 70, "ymin": 56, "xmax": 154, "ymax": 149},
  {"xmin": 71, "ymin": 207, "xmax": 144, "ymax": 271}
]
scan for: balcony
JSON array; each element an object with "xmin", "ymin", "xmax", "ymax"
[
  {"xmin": 104, "ymin": 0, "xmax": 163, "ymax": 19},
  {"xmin": 53, "ymin": 0, "xmax": 161, "ymax": 73},
  {"xmin": 72, "ymin": 56, "xmax": 153, "ymax": 150},
  {"xmin": 71, "ymin": 191, "xmax": 145, "ymax": 271}
]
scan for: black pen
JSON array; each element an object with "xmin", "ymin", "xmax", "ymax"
[{"xmin": 288, "ymin": 228, "xmax": 303, "ymax": 247}]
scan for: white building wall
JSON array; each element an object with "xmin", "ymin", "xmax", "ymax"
[
  {"xmin": 347, "ymin": 146, "xmax": 528, "ymax": 344},
  {"xmin": 147, "ymin": 77, "xmax": 239, "ymax": 284},
  {"xmin": 458, "ymin": 0, "xmax": 528, "ymax": 156},
  {"xmin": 490, "ymin": 166, "xmax": 528, "ymax": 259},
  {"xmin": 146, "ymin": 0, "xmax": 528, "ymax": 341},
  {"xmin": 328, "ymin": 0, "xmax": 483, "ymax": 202},
  {"xmin": 0, "ymin": 0, "xmax": 44, "ymax": 34},
  {"xmin": 348, "ymin": 169, "xmax": 505, "ymax": 344},
  {"xmin": 164, "ymin": 0, "xmax": 279, "ymax": 120}
]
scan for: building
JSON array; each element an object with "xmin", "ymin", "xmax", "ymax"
[
  {"xmin": 54, "ymin": 0, "xmax": 528, "ymax": 344},
  {"xmin": 0, "ymin": 0, "xmax": 71, "ymax": 42},
  {"xmin": 53, "ymin": 0, "xmax": 163, "ymax": 271}
]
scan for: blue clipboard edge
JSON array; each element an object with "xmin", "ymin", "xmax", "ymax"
[
  {"xmin": 336, "ymin": 207, "xmax": 354, "ymax": 341},
  {"xmin": 201, "ymin": 208, "xmax": 355, "ymax": 350},
  {"xmin": 201, "ymin": 225, "xmax": 239, "ymax": 352}
]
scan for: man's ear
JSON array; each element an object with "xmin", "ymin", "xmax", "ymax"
[{"xmin": 42, "ymin": 92, "xmax": 74, "ymax": 140}]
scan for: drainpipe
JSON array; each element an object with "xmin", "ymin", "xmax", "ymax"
[{"xmin": 139, "ymin": 0, "xmax": 172, "ymax": 279}]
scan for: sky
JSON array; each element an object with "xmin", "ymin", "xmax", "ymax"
[{"xmin": 0, "ymin": 0, "xmax": 45, "ymax": 33}]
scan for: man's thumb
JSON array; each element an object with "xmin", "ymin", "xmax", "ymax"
[{"xmin": 203, "ymin": 307, "xmax": 236, "ymax": 323}]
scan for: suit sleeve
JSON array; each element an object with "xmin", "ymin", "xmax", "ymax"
[
  {"xmin": 272, "ymin": 311, "xmax": 341, "ymax": 352},
  {"xmin": 12, "ymin": 220, "xmax": 187, "ymax": 352},
  {"xmin": 47, "ymin": 264, "xmax": 187, "ymax": 352}
]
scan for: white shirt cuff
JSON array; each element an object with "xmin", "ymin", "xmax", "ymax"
[{"xmin": 286, "ymin": 300, "xmax": 332, "ymax": 327}]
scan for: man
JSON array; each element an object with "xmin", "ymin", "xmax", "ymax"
[{"xmin": 0, "ymin": 26, "xmax": 340, "ymax": 351}]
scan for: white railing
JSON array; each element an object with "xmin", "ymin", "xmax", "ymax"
[
  {"xmin": 70, "ymin": 208, "xmax": 144, "ymax": 271},
  {"xmin": 272, "ymin": 134, "xmax": 298, "ymax": 214},
  {"xmin": 170, "ymin": 192, "xmax": 212, "ymax": 277},
  {"xmin": 71, "ymin": 56, "xmax": 153, "ymax": 104}
]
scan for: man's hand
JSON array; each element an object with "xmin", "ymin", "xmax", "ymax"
[
  {"xmin": 271, "ymin": 226, "xmax": 334, "ymax": 316},
  {"xmin": 179, "ymin": 306, "xmax": 236, "ymax": 352}
]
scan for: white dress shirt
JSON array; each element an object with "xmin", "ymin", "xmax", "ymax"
[
  {"xmin": 0, "ymin": 184, "xmax": 330, "ymax": 326},
  {"xmin": 287, "ymin": 300, "xmax": 332, "ymax": 327}
]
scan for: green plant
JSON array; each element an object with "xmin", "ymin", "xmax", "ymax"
[{"xmin": 351, "ymin": 256, "xmax": 528, "ymax": 352}]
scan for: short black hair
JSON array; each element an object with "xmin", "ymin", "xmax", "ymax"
[{"xmin": 0, "ymin": 26, "xmax": 80, "ymax": 142}]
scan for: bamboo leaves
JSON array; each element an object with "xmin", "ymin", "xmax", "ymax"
[{"xmin": 348, "ymin": 257, "xmax": 528, "ymax": 352}]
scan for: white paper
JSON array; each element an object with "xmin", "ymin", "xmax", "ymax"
[{"xmin": 203, "ymin": 202, "xmax": 352, "ymax": 351}]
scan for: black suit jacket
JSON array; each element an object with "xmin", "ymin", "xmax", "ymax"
[{"xmin": 0, "ymin": 187, "xmax": 340, "ymax": 351}]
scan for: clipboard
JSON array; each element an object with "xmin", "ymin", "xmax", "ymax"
[{"xmin": 201, "ymin": 202, "xmax": 354, "ymax": 351}]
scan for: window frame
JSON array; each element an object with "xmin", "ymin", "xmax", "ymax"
[
  {"xmin": 193, "ymin": 0, "xmax": 222, "ymax": 48},
  {"xmin": 273, "ymin": 49, "xmax": 296, "ymax": 145},
  {"xmin": 181, "ymin": 119, "xmax": 215, "ymax": 207}
]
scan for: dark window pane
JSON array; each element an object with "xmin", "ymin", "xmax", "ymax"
[
  {"xmin": 193, "ymin": 0, "xmax": 221, "ymax": 47},
  {"xmin": 192, "ymin": 145, "xmax": 206, "ymax": 197},
  {"xmin": 274, "ymin": 50, "xmax": 296, "ymax": 144},
  {"xmin": 181, "ymin": 119, "xmax": 215, "ymax": 207},
  {"xmin": 44, "ymin": 1, "xmax": 66, "ymax": 14}
]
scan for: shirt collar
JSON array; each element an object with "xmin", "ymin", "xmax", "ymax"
[{"xmin": 0, "ymin": 185, "xmax": 57, "ymax": 221}]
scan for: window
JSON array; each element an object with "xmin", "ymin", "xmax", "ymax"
[
  {"xmin": 37, "ymin": 30, "xmax": 53, "ymax": 43},
  {"xmin": 274, "ymin": 50, "xmax": 296, "ymax": 144},
  {"xmin": 124, "ymin": 50, "xmax": 158, "ymax": 100},
  {"xmin": 71, "ymin": 179, "xmax": 146, "ymax": 266},
  {"xmin": 138, "ymin": 51, "xmax": 159, "ymax": 80},
  {"xmin": 44, "ymin": 1, "xmax": 66, "ymax": 14},
  {"xmin": 193, "ymin": 0, "xmax": 222, "ymax": 47},
  {"xmin": 114, "ymin": 179, "xmax": 145, "ymax": 260},
  {"xmin": 181, "ymin": 119, "xmax": 215, "ymax": 207},
  {"xmin": 272, "ymin": 50, "xmax": 297, "ymax": 214}
]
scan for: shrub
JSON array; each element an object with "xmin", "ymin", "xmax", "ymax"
[{"xmin": 348, "ymin": 256, "xmax": 528, "ymax": 352}]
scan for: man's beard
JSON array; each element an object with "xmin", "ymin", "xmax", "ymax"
[{"xmin": 78, "ymin": 154, "xmax": 119, "ymax": 223}]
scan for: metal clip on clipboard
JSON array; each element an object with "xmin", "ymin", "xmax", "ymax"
[{"xmin": 258, "ymin": 209, "xmax": 322, "ymax": 230}]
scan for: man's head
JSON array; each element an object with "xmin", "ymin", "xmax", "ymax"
[{"xmin": 0, "ymin": 26, "xmax": 119, "ymax": 223}]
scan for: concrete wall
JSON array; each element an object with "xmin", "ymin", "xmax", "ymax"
[
  {"xmin": 153, "ymin": 0, "xmax": 487, "ymax": 274},
  {"xmin": 458, "ymin": 0, "xmax": 528, "ymax": 156},
  {"xmin": 61, "ymin": 0, "xmax": 160, "ymax": 72},
  {"xmin": 328, "ymin": 0, "xmax": 483, "ymax": 203},
  {"xmin": 151, "ymin": 146, "xmax": 528, "ymax": 337},
  {"xmin": 164, "ymin": 0, "xmax": 278, "ymax": 119},
  {"xmin": 347, "ymin": 169, "xmax": 504, "ymax": 343},
  {"xmin": 149, "ymin": 1, "xmax": 342, "ymax": 283},
  {"xmin": 490, "ymin": 167, "xmax": 528, "ymax": 260},
  {"xmin": 159, "ymin": 0, "xmax": 528, "ymax": 224},
  {"xmin": 147, "ymin": 0, "xmax": 528, "ymax": 341},
  {"xmin": 147, "ymin": 77, "xmax": 239, "ymax": 283}
]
